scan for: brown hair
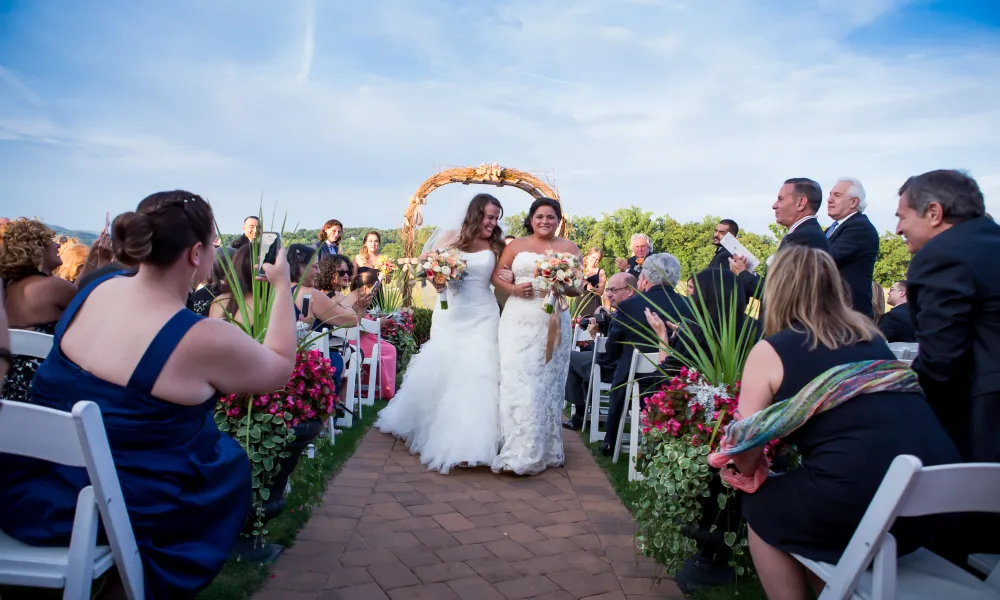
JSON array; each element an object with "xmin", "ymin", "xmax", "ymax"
[
  {"xmin": 763, "ymin": 246, "xmax": 881, "ymax": 349},
  {"xmin": 112, "ymin": 190, "xmax": 214, "ymax": 267},
  {"xmin": 451, "ymin": 194, "xmax": 505, "ymax": 260},
  {"xmin": 359, "ymin": 231, "xmax": 381, "ymax": 258},
  {"xmin": 583, "ymin": 247, "xmax": 602, "ymax": 268},
  {"xmin": 318, "ymin": 255, "xmax": 352, "ymax": 292},
  {"xmin": 56, "ymin": 242, "xmax": 89, "ymax": 282},
  {"xmin": 317, "ymin": 219, "xmax": 343, "ymax": 242},
  {"xmin": 350, "ymin": 269, "xmax": 378, "ymax": 292},
  {"xmin": 871, "ymin": 282, "xmax": 886, "ymax": 325},
  {"xmin": 0, "ymin": 218, "xmax": 55, "ymax": 281},
  {"xmin": 219, "ymin": 244, "xmax": 254, "ymax": 315}
]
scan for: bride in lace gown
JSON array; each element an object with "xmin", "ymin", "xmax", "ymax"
[
  {"xmin": 491, "ymin": 198, "xmax": 582, "ymax": 475},
  {"xmin": 375, "ymin": 194, "xmax": 506, "ymax": 474}
]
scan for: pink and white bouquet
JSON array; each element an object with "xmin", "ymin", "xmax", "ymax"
[
  {"xmin": 533, "ymin": 251, "xmax": 583, "ymax": 314},
  {"xmin": 417, "ymin": 248, "xmax": 468, "ymax": 309}
]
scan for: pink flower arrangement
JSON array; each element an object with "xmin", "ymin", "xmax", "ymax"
[
  {"xmin": 219, "ymin": 350, "xmax": 339, "ymax": 427},
  {"xmin": 381, "ymin": 310, "xmax": 415, "ymax": 340}
]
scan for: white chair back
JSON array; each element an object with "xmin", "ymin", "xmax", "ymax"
[
  {"xmin": 798, "ymin": 455, "xmax": 1000, "ymax": 600},
  {"xmin": 888, "ymin": 342, "xmax": 919, "ymax": 362},
  {"xmin": 615, "ymin": 350, "xmax": 660, "ymax": 482},
  {"xmin": 358, "ymin": 318, "xmax": 381, "ymax": 407},
  {"xmin": 587, "ymin": 336, "xmax": 612, "ymax": 444},
  {"xmin": 571, "ymin": 326, "xmax": 592, "ymax": 350},
  {"xmin": 0, "ymin": 400, "xmax": 144, "ymax": 599},
  {"xmin": 10, "ymin": 329, "xmax": 54, "ymax": 360}
]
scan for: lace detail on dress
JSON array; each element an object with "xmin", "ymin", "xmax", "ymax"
[{"xmin": 492, "ymin": 251, "xmax": 571, "ymax": 475}]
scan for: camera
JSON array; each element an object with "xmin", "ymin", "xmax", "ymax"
[{"xmin": 581, "ymin": 310, "xmax": 609, "ymax": 328}]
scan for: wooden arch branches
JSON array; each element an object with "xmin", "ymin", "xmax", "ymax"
[{"xmin": 401, "ymin": 163, "xmax": 564, "ymax": 258}]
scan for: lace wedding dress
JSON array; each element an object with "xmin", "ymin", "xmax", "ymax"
[
  {"xmin": 375, "ymin": 250, "xmax": 501, "ymax": 474},
  {"xmin": 492, "ymin": 251, "xmax": 571, "ymax": 475}
]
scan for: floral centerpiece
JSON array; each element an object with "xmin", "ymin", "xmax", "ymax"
[{"xmin": 417, "ymin": 249, "xmax": 468, "ymax": 309}]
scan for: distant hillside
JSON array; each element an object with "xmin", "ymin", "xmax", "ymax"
[{"xmin": 49, "ymin": 224, "xmax": 98, "ymax": 245}]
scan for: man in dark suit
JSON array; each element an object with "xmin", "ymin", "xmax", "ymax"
[
  {"xmin": 615, "ymin": 233, "xmax": 653, "ymax": 278},
  {"xmin": 707, "ymin": 219, "xmax": 738, "ymax": 270},
  {"xmin": 230, "ymin": 216, "xmax": 259, "ymax": 249},
  {"xmin": 897, "ymin": 169, "xmax": 1000, "ymax": 464},
  {"xmin": 825, "ymin": 178, "xmax": 879, "ymax": 318},
  {"xmin": 730, "ymin": 178, "xmax": 831, "ymax": 298},
  {"xmin": 564, "ymin": 272, "xmax": 636, "ymax": 430},
  {"xmin": 597, "ymin": 253, "xmax": 690, "ymax": 456},
  {"xmin": 879, "ymin": 280, "xmax": 916, "ymax": 342}
]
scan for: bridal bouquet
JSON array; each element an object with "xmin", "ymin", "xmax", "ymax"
[
  {"xmin": 417, "ymin": 249, "xmax": 468, "ymax": 309},
  {"xmin": 533, "ymin": 251, "xmax": 583, "ymax": 314},
  {"xmin": 375, "ymin": 255, "xmax": 397, "ymax": 280}
]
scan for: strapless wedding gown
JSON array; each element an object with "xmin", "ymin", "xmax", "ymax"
[
  {"xmin": 492, "ymin": 251, "xmax": 571, "ymax": 475},
  {"xmin": 375, "ymin": 250, "xmax": 501, "ymax": 474}
]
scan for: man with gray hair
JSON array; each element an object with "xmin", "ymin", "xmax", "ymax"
[
  {"xmin": 596, "ymin": 252, "xmax": 690, "ymax": 455},
  {"xmin": 826, "ymin": 177, "xmax": 879, "ymax": 318},
  {"xmin": 615, "ymin": 233, "xmax": 653, "ymax": 278}
]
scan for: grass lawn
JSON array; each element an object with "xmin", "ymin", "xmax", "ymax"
[
  {"xmin": 196, "ymin": 400, "xmax": 387, "ymax": 600},
  {"xmin": 578, "ymin": 431, "xmax": 767, "ymax": 600}
]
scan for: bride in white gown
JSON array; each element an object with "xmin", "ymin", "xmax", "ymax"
[
  {"xmin": 375, "ymin": 194, "xmax": 505, "ymax": 474},
  {"xmin": 491, "ymin": 198, "xmax": 582, "ymax": 475}
]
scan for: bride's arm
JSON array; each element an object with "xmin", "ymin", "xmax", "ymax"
[{"xmin": 491, "ymin": 242, "xmax": 520, "ymax": 294}]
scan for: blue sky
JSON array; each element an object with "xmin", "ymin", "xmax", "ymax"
[{"xmin": 1, "ymin": 0, "xmax": 998, "ymax": 236}]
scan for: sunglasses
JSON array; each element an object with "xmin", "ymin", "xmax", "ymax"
[{"xmin": 337, "ymin": 269, "xmax": 350, "ymax": 276}]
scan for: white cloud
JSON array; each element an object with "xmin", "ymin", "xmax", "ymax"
[{"xmin": 1, "ymin": 0, "xmax": 998, "ymax": 239}]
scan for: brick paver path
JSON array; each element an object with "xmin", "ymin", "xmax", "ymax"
[{"xmin": 255, "ymin": 429, "xmax": 684, "ymax": 600}]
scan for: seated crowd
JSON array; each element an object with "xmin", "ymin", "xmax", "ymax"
[{"xmin": 0, "ymin": 168, "xmax": 996, "ymax": 599}]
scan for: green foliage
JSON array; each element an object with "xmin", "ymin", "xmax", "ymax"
[
  {"xmin": 504, "ymin": 211, "xmax": 527, "ymax": 238},
  {"xmin": 874, "ymin": 232, "xmax": 910, "ymax": 287},
  {"xmin": 374, "ymin": 279, "xmax": 405, "ymax": 313},
  {"xmin": 412, "ymin": 307, "xmax": 433, "ymax": 346}
]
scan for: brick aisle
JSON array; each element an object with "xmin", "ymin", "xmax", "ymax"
[{"xmin": 255, "ymin": 429, "xmax": 683, "ymax": 600}]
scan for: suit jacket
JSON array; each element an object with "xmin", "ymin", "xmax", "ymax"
[
  {"xmin": 625, "ymin": 256, "xmax": 643, "ymax": 278},
  {"xmin": 827, "ymin": 213, "xmax": 879, "ymax": 318},
  {"xmin": 907, "ymin": 216, "xmax": 1000, "ymax": 461},
  {"xmin": 878, "ymin": 303, "xmax": 916, "ymax": 343},
  {"xmin": 707, "ymin": 245, "xmax": 733, "ymax": 270},
  {"xmin": 598, "ymin": 286, "xmax": 691, "ymax": 392},
  {"xmin": 314, "ymin": 241, "xmax": 340, "ymax": 262},
  {"xmin": 230, "ymin": 235, "xmax": 251, "ymax": 250},
  {"xmin": 736, "ymin": 217, "xmax": 831, "ymax": 299}
]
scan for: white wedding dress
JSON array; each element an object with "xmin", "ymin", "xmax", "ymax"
[
  {"xmin": 375, "ymin": 250, "xmax": 501, "ymax": 474},
  {"xmin": 492, "ymin": 251, "xmax": 572, "ymax": 475}
]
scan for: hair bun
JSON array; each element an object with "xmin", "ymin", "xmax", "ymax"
[{"xmin": 112, "ymin": 211, "xmax": 153, "ymax": 264}]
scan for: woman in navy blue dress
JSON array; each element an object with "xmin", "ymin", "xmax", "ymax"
[{"xmin": 0, "ymin": 191, "xmax": 298, "ymax": 599}]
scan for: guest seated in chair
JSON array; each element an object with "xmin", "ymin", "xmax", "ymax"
[
  {"xmin": 0, "ymin": 191, "xmax": 298, "ymax": 599},
  {"xmin": 349, "ymin": 270, "xmax": 397, "ymax": 400},
  {"xmin": 0, "ymin": 218, "xmax": 77, "ymax": 403},
  {"xmin": 723, "ymin": 246, "xmax": 959, "ymax": 600}
]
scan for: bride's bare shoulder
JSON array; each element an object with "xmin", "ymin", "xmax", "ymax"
[{"xmin": 554, "ymin": 238, "xmax": 581, "ymax": 255}]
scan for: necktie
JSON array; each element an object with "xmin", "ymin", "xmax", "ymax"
[{"xmin": 825, "ymin": 221, "xmax": 839, "ymax": 238}]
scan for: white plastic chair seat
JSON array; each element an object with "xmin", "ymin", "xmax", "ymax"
[
  {"xmin": 970, "ymin": 553, "xmax": 999, "ymax": 576},
  {"xmin": 0, "ymin": 529, "xmax": 114, "ymax": 589},
  {"xmin": 797, "ymin": 547, "xmax": 1000, "ymax": 600}
]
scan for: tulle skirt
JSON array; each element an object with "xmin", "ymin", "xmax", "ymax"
[{"xmin": 375, "ymin": 300, "xmax": 501, "ymax": 474}]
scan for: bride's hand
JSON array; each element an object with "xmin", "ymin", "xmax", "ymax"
[
  {"xmin": 497, "ymin": 268, "xmax": 514, "ymax": 283},
  {"xmin": 512, "ymin": 282, "xmax": 533, "ymax": 299}
]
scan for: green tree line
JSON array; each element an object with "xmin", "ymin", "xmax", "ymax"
[{"xmin": 221, "ymin": 207, "xmax": 911, "ymax": 287}]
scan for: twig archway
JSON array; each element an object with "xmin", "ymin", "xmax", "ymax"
[{"xmin": 401, "ymin": 163, "xmax": 565, "ymax": 258}]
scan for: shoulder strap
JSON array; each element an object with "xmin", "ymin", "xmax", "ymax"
[
  {"xmin": 55, "ymin": 269, "xmax": 131, "ymax": 339},
  {"xmin": 126, "ymin": 309, "xmax": 203, "ymax": 395}
]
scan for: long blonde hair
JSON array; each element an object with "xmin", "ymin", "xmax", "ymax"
[
  {"xmin": 871, "ymin": 282, "xmax": 886, "ymax": 325},
  {"xmin": 56, "ymin": 242, "xmax": 89, "ymax": 282},
  {"xmin": 763, "ymin": 246, "xmax": 881, "ymax": 350}
]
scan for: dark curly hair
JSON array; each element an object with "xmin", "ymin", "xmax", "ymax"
[
  {"xmin": 523, "ymin": 198, "xmax": 562, "ymax": 235},
  {"xmin": 317, "ymin": 255, "xmax": 353, "ymax": 292}
]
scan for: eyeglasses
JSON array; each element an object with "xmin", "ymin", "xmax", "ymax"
[{"xmin": 605, "ymin": 286, "xmax": 629, "ymax": 294}]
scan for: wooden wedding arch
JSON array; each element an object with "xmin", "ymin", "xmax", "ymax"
[{"xmin": 401, "ymin": 163, "xmax": 565, "ymax": 258}]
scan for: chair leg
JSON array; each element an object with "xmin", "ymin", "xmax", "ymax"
[
  {"xmin": 612, "ymin": 385, "xmax": 632, "ymax": 464},
  {"xmin": 628, "ymin": 391, "xmax": 643, "ymax": 481},
  {"xmin": 64, "ymin": 487, "xmax": 99, "ymax": 600},
  {"xmin": 589, "ymin": 373, "xmax": 602, "ymax": 444}
]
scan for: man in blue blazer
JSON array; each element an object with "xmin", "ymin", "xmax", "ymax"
[{"xmin": 825, "ymin": 178, "xmax": 879, "ymax": 318}]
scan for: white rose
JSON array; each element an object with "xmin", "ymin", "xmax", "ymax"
[
  {"xmin": 433, "ymin": 265, "xmax": 442, "ymax": 272},
  {"xmin": 441, "ymin": 266, "xmax": 452, "ymax": 276}
]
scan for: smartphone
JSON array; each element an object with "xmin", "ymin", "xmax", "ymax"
[
  {"xmin": 370, "ymin": 279, "xmax": 383, "ymax": 297},
  {"xmin": 257, "ymin": 232, "xmax": 281, "ymax": 277},
  {"xmin": 301, "ymin": 294, "xmax": 312, "ymax": 320},
  {"xmin": 104, "ymin": 211, "xmax": 110, "ymax": 232}
]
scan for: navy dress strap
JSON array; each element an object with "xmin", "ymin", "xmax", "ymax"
[
  {"xmin": 127, "ymin": 309, "xmax": 204, "ymax": 395},
  {"xmin": 54, "ymin": 269, "xmax": 131, "ymax": 340}
]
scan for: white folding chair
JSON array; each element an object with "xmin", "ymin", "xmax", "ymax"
[
  {"xmin": 358, "ymin": 318, "xmax": 381, "ymax": 407},
  {"xmin": 307, "ymin": 330, "xmax": 336, "ymax": 444},
  {"xmin": 588, "ymin": 336, "xmax": 613, "ymax": 444},
  {"xmin": 0, "ymin": 400, "xmax": 144, "ymax": 600},
  {"xmin": 794, "ymin": 455, "xmax": 1000, "ymax": 600},
  {"xmin": 335, "ymin": 326, "xmax": 361, "ymax": 428},
  {"xmin": 571, "ymin": 325, "xmax": 592, "ymax": 351},
  {"xmin": 9, "ymin": 329, "xmax": 54, "ymax": 360},
  {"xmin": 887, "ymin": 342, "xmax": 918, "ymax": 363},
  {"xmin": 613, "ymin": 350, "xmax": 659, "ymax": 482}
]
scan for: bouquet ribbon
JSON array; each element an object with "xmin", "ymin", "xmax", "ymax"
[
  {"xmin": 544, "ymin": 292, "xmax": 569, "ymax": 364},
  {"xmin": 707, "ymin": 360, "xmax": 919, "ymax": 493}
]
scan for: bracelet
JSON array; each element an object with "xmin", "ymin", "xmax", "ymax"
[{"xmin": 0, "ymin": 347, "xmax": 12, "ymax": 370}]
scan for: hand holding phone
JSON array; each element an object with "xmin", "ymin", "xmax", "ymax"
[
  {"xmin": 301, "ymin": 294, "xmax": 312, "ymax": 321},
  {"xmin": 257, "ymin": 232, "xmax": 281, "ymax": 278}
]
